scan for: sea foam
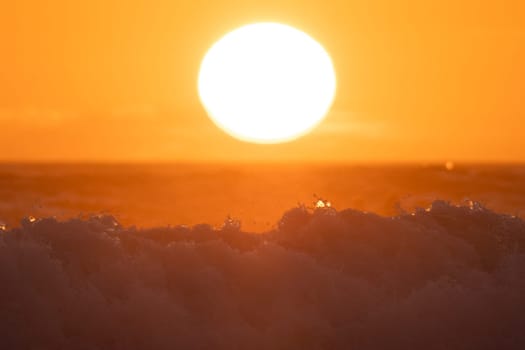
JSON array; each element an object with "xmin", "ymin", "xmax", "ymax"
[{"xmin": 1, "ymin": 201, "xmax": 524, "ymax": 349}]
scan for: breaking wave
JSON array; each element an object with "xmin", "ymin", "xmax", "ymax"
[{"xmin": 1, "ymin": 201, "xmax": 524, "ymax": 349}]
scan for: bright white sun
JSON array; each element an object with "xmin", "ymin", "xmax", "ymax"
[{"xmin": 198, "ymin": 22, "xmax": 337, "ymax": 144}]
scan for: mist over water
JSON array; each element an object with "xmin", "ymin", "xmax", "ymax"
[{"xmin": 1, "ymin": 164, "xmax": 525, "ymax": 348}]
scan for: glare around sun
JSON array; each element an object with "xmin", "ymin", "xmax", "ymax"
[{"xmin": 198, "ymin": 22, "xmax": 337, "ymax": 144}]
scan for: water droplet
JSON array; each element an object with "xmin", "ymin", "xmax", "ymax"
[
  {"xmin": 315, "ymin": 199, "xmax": 332, "ymax": 208},
  {"xmin": 222, "ymin": 215, "xmax": 241, "ymax": 231}
]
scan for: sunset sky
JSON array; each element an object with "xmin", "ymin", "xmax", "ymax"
[{"xmin": 1, "ymin": 0, "xmax": 524, "ymax": 162}]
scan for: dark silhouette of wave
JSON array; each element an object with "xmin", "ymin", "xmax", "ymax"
[{"xmin": 1, "ymin": 201, "xmax": 524, "ymax": 349}]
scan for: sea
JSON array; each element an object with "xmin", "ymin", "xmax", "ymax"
[
  {"xmin": 1, "ymin": 162, "xmax": 524, "ymax": 348},
  {"xmin": 0, "ymin": 162, "xmax": 524, "ymax": 231}
]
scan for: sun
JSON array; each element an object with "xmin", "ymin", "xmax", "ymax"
[{"xmin": 198, "ymin": 22, "xmax": 337, "ymax": 144}]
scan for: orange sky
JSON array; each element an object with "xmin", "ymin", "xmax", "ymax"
[{"xmin": 1, "ymin": 0, "xmax": 524, "ymax": 162}]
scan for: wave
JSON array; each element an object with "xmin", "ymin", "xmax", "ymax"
[{"xmin": 1, "ymin": 200, "xmax": 524, "ymax": 349}]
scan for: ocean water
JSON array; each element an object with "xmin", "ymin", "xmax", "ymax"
[
  {"xmin": 1, "ymin": 163, "xmax": 524, "ymax": 231},
  {"xmin": 1, "ymin": 163, "xmax": 524, "ymax": 349}
]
